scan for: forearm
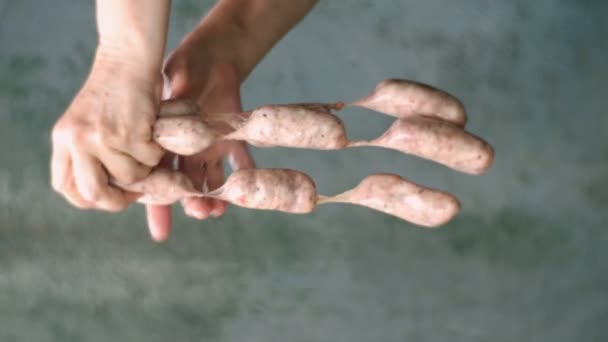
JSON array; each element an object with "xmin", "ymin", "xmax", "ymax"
[
  {"xmin": 95, "ymin": 0, "xmax": 171, "ymax": 80},
  {"xmin": 181, "ymin": 0, "xmax": 318, "ymax": 82},
  {"xmin": 215, "ymin": 0, "xmax": 318, "ymax": 79}
]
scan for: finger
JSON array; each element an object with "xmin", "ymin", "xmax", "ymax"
[
  {"xmin": 162, "ymin": 51, "xmax": 205, "ymax": 100},
  {"xmin": 197, "ymin": 70, "xmax": 255, "ymax": 171},
  {"xmin": 159, "ymin": 98, "xmax": 200, "ymax": 117},
  {"xmin": 50, "ymin": 145, "xmax": 71, "ymax": 192},
  {"xmin": 96, "ymin": 146, "xmax": 151, "ymax": 185},
  {"xmin": 179, "ymin": 154, "xmax": 214, "ymax": 219},
  {"xmin": 71, "ymin": 150, "xmax": 132, "ymax": 212},
  {"xmin": 124, "ymin": 191, "xmax": 144, "ymax": 203},
  {"xmin": 351, "ymin": 79, "xmax": 467, "ymax": 127},
  {"xmin": 60, "ymin": 167, "xmax": 95, "ymax": 210},
  {"xmin": 197, "ymin": 69, "xmax": 250, "ymax": 217},
  {"xmin": 64, "ymin": 181, "xmax": 141, "ymax": 209},
  {"xmin": 357, "ymin": 116, "xmax": 494, "ymax": 175},
  {"xmin": 146, "ymin": 204, "xmax": 172, "ymax": 242},
  {"xmin": 181, "ymin": 197, "xmax": 212, "ymax": 220},
  {"xmin": 109, "ymin": 140, "xmax": 165, "ymax": 168},
  {"xmin": 226, "ymin": 141, "xmax": 256, "ymax": 171},
  {"xmin": 193, "ymin": 143, "xmax": 229, "ymax": 217},
  {"xmin": 161, "ymin": 68, "xmax": 173, "ymax": 100},
  {"xmin": 143, "ymin": 153, "xmax": 175, "ymax": 241},
  {"xmin": 62, "ymin": 185, "xmax": 94, "ymax": 209},
  {"xmin": 206, "ymin": 157, "xmax": 226, "ymax": 217}
]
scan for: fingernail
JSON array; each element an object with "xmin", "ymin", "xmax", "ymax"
[
  {"xmin": 197, "ymin": 212, "xmax": 208, "ymax": 220},
  {"xmin": 210, "ymin": 203, "xmax": 224, "ymax": 218},
  {"xmin": 185, "ymin": 206, "xmax": 204, "ymax": 219},
  {"xmin": 193, "ymin": 209, "xmax": 208, "ymax": 220}
]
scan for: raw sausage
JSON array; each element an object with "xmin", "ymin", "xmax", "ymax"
[
  {"xmin": 352, "ymin": 79, "xmax": 467, "ymax": 126},
  {"xmin": 223, "ymin": 104, "xmax": 348, "ymax": 149},
  {"xmin": 349, "ymin": 117, "xmax": 494, "ymax": 175},
  {"xmin": 153, "ymin": 115, "xmax": 219, "ymax": 155},
  {"xmin": 207, "ymin": 168, "xmax": 317, "ymax": 214},
  {"xmin": 318, "ymin": 173, "xmax": 460, "ymax": 227}
]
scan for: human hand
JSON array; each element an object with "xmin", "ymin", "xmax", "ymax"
[
  {"xmin": 50, "ymin": 0, "xmax": 171, "ymax": 211},
  {"xmin": 124, "ymin": 0, "xmax": 316, "ymax": 241},
  {"xmin": 145, "ymin": 51, "xmax": 254, "ymax": 242},
  {"xmin": 50, "ymin": 52, "xmax": 164, "ymax": 212}
]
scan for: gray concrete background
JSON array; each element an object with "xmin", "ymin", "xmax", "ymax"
[{"xmin": 0, "ymin": 0, "xmax": 607, "ymax": 341}]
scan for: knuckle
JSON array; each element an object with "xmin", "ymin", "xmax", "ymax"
[
  {"xmin": 95, "ymin": 119, "xmax": 131, "ymax": 148},
  {"xmin": 50, "ymin": 123, "xmax": 65, "ymax": 144},
  {"xmin": 54, "ymin": 118, "xmax": 92, "ymax": 145},
  {"xmin": 71, "ymin": 129, "xmax": 91, "ymax": 147},
  {"xmin": 52, "ymin": 122, "xmax": 76, "ymax": 145}
]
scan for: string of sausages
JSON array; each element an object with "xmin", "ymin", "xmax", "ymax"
[{"xmin": 115, "ymin": 79, "xmax": 494, "ymax": 227}]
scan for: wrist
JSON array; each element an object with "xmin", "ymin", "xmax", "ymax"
[
  {"xmin": 89, "ymin": 48, "xmax": 163, "ymax": 102},
  {"xmin": 94, "ymin": 43, "xmax": 163, "ymax": 86},
  {"xmin": 94, "ymin": 0, "xmax": 169, "ymax": 82},
  {"xmin": 205, "ymin": 0, "xmax": 318, "ymax": 80}
]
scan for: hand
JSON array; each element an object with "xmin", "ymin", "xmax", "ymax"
[
  {"xmin": 145, "ymin": 50, "xmax": 255, "ymax": 242},
  {"xmin": 50, "ymin": 53, "xmax": 164, "ymax": 212}
]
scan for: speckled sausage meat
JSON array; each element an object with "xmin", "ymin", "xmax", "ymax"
[
  {"xmin": 352, "ymin": 79, "xmax": 467, "ymax": 126},
  {"xmin": 207, "ymin": 168, "xmax": 318, "ymax": 214},
  {"xmin": 153, "ymin": 115, "xmax": 219, "ymax": 155},
  {"xmin": 318, "ymin": 173, "xmax": 460, "ymax": 227},
  {"xmin": 117, "ymin": 79, "xmax": 494, "ymax": 227},
  {"xmin": 117, "ymin": 168, "xmax": 203, "ymax": 205},
  {"xmin": 223, "ymin": 104, "xmax": 348, "ymax": 149},
  {"xmin": 349, "ymin": 117, "xmax": 494, "ymax": 175},
  {"xmin": 119, "ymin": 168, "xmax": 318, "ymax": 214},
  {"xmin": 117, "ymin": 167, "xmax": 461, "ymax": 227}
]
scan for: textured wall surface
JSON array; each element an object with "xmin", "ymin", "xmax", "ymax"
[{"xmin": 0, "ymin": 0, "xmax": 606, "ymax": 341}]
